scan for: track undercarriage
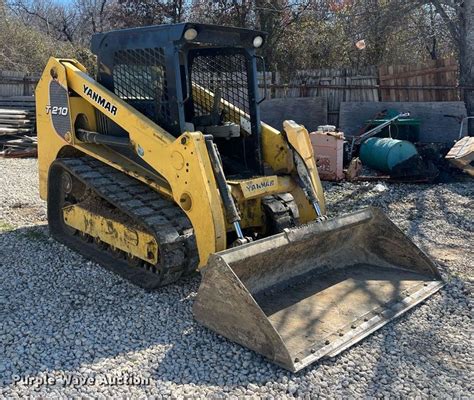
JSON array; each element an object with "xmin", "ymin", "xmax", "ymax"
[
  {"xmin": 48, "ymin": 156, "xmax": 300, "ymax": 289},
  {"xmin": 48, "ymin": 157, "xmax": 198, "ymax": 288}
]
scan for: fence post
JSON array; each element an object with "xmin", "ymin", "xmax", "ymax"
[
  {"xmin": 377, "ymin": 66, "xmax": 383, "ymax": 101},
  {"xmin": 23, "ymin": 74, "xmax": 29, "ymax": 96},
  {"xmin": 271, "ymin": 71, "xmax": 276, "ymax": 99},
  {"xmin": 300, "ymin": 81, "xmax": 307, "ymax": 97}
]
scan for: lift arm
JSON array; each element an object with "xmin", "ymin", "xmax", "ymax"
[{"xmin": 41, "ymin": 58, "xmax": 227, "ymax": 265}]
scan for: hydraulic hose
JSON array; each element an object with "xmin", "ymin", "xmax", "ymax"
[{"xmin": 204, "ymin": 135, "xmax": 244, "ymax": 239}]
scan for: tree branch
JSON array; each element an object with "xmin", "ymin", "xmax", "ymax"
[{"xmin": 429, "ymin": 0, "xmax": 460, "ymax": 44}]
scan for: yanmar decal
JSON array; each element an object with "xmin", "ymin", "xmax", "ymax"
[
  {"xmin": 83, "ymin": 84, "xmax": 118, "ymax": 116},
  {"xmin": 245, "ymin": 179, "xmax": 275, "ymax": 193},
  {"xmin": 239, "ymin": 176, "xmax": 278, "ymax": 199}
]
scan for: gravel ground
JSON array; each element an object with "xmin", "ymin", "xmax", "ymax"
[{"xmin": 0, "ymin": 158, "xmax": 472, "ymax": 398}]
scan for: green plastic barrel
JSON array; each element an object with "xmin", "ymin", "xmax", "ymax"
[{"xmin": 360, "ymin": 137, "xmax": 418, "ymax": 172}]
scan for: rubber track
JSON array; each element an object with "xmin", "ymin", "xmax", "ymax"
[
  {"xmin": 262, "ymin": 193, "xmax": 300, "ymax": 233},
  {"xmin": 55, "ymin": 157, "xmax": 198, "ymax": 287}
]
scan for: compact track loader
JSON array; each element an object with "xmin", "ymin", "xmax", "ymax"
[{"xmin": 36, "ymin": 23, "xmax": 443, "ymax": 372}]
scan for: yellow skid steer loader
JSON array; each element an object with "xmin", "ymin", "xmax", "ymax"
[{"xmin": 36, "ymin": 23, "xmax": 443, "ymax": 372}]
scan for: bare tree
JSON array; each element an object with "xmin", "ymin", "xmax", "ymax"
[
  {"xmin": 459, "ymin": 0, "xmax": 474, "ymax": 134},
  {"xmin": 110, "ymin": 0, "xmax": 188, "ymax": 27},
  {"xmin": 73, "ymin": 0, "xmax": 115, "ymax": 45},
  {"xmin": 190, "ymin": 0, "xmax": 254, "ymax": 27},
  {"xmin": 75, "ymin": 0, "xmax": 111, "ymax": 34},
  {"xmin": 7, "ymin": 0, "xmax": 115, "ymax": 44},
  {"xmin": 428, "ymin": 0, "xmax": 474, "ymax": 133},
  {"xmin": 254, "ymin": 1, "xmax": 312, "ymax": 69},
  {"xmin": 165, "ymin": 0, "xmax": 186, "ymax": 23},
  {"xmin": 7, "ymin": 0, "xmax": 79, "ymax": 42},
  {"xmin": 190, "ymin": 0, "xmax": 312, "ymax": 71}
]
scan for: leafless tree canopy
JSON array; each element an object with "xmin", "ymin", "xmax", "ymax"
[
  {"xmin": 0, "ymin": 0, "xmax": 465, "ymax": 72},
  {"xmin": 0, "ymin": 0, "xmax": 472, "ymax": 122}
]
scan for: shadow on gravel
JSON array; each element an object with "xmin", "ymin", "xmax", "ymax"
[
  {"xmin": 363, "ymin": 274, "xmax": 471, "ymax": 397},
  {"xmin": 0, "ymin": 225, "xmax": 288, "ymax": 388},
  {"xmin": 328, "ymin": 182, "xmax": 472, "ymax": 251},
  {"xmin": 1, "ymin": 226, "xmax": 191, "ymax": 382},
  {"xmin": 1, "ymin": 219, "xmax": 470, "ymax": 392},
  {"xmin": 432, "ymin": 188, "xmax": 473, "ymax": 234}
]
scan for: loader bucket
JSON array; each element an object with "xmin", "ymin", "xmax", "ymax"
[{"xmin": 193, "ymin": 207, "xmax": 443, "ymax": 372}]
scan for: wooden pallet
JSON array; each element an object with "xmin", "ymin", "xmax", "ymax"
[{"xmin": 446, "ymin": 137, "xmax": 474, "ymax": 176}]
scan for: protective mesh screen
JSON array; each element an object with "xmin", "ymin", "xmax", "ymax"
[
  {"xmin": 190, "ymin": 52, "xmax": 250, "ymax": 123},
  {"xmin": 113, "ymin": 48, "xmax": 171, "ymax": 124}
]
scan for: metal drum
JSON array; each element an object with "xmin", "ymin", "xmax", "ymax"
[{"xmin": 360, "ymin": 137, "xmax": 418, "ymax": 172}]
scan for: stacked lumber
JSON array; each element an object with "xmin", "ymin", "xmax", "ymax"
[{"xmin": 0, "ymin": 96, "xmax": 37, "ymax": 158}]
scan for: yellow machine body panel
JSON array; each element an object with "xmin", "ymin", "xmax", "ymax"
[{"xmin": 63, "ymin": 204, "xmax": 159, "ymax": 264}]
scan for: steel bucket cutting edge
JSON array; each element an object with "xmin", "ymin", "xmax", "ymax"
[{"xmin": 193, "ymin": 207, "xmax": 444, "ymax": 372}]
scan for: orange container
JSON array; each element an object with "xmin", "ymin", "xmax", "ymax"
[{"xmin": 310, "ymin": 131, "xmax": 345, "ymax": 181}]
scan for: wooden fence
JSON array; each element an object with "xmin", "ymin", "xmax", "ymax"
[
  {"xmin": 0, "ymin": 70, "xmax": 39, "ymax": 97},
  {"xmin": 284, "ymin": 66, "xmax": 378, "ymax": 125},
  {"xmin": 257, "ymin": 59, "xmax": 461, "ymax": 125},
  {"xmin": 379, "ymin": 58, "xmax": 459, "ymax": 102}
]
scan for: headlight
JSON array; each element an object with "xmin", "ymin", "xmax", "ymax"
[
  {"xmin": 184, "ymin": 28, "xmax": 198, "ymax": 41},
  {"xmin": 253, "ymin": 35, "xmax": 264, "ymax": 48}
]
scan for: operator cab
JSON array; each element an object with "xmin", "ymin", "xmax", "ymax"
[{"xmin": 91, "ymin": 23, "xmax": 267, "ymax": 176}]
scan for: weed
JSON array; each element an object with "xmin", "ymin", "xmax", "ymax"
[{"xmin": 0, "ymin": 221, "xmax": 15, "ymax": 232}]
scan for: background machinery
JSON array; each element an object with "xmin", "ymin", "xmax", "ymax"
[{"xmin": 36, "ymin": 23, "xmax": 443, "ymax": 372}]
